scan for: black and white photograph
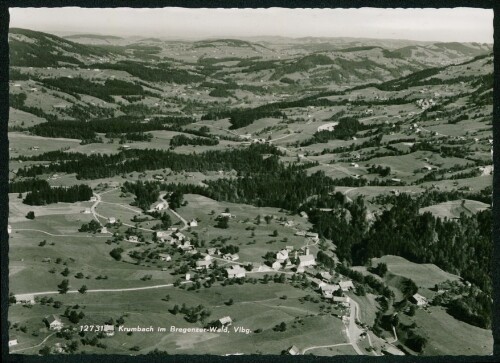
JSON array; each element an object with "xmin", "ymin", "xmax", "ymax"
[{"xmin": 5, "ymin": 4, "xmax": 495, "ymax": 358}]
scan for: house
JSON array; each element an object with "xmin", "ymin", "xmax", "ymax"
[
  {"xmin": 196, "ymin": 260, "xmax": 212, "ymax": 270},
  {"xmin": 129, "ymin": 236, "xmax": 139, "ymax": 243},
  {"xmin": 121, "ymin": 145, "xmax": 131, "ymax": 150},
  {"xmin": 333, "ymin": 296, "xmax": 350, "ymax": 304},
  {"xmin": 320, "ymin": 271, "xmax": 332, "ymax": 282},
  {"xmin": 216, "ymin": 316, "xmax": 232, "ymax": 328},
  {"xmin": 103, "ymin": 325, "xmax": 115, "ymax": 336},
  {"xmin": 108, "ymin": 217, "xmax": 116, "ymax": 224},
  {"xmin": 287, "ymin": 345, "xmax": 300, "ymax": 355},
  {"xmin": 189, "ymin": 219, "xmax": 198, "ymax": 227},
  {"xmin": 206, "ymin": 247, "xmax": 217, "ymax": 255},
  {"xmin": 350, "ymin": 163, "xmax": 359, "ymax": 168},
  {"xmin": 175, "ymin": 232, "xmax": 186, "ymax": 241},
  {"xmin": 16, "ymin": 294, "xmax": 35, "ymax": 305},
  {"xmin": 299, "ymin": 211, "xmax": 309, "ymax": 219},
  {"xmin": 7, "ymin": 225, "xmax": 12, "ymax": 234},
  {"xmin": 8, "ymin": 338, "xmax": 18, "ymax": 347},
  {"xmin": 159, "ymin": 253, "xmax": 171, "ymax": 262},
  {"xmin": 285, "ymin": 246, "xmax": 294, "ymax": 252},
  {"xmin": 83, "ymin": 208, "xmax": 91, "ymax": 214},
  {"xmin": 410, "ymin": 293, "xmax": 428, "ymax": 307},
  {"xmin": 276, "ymin": 249, "xmax": 289, "ymax": 261},
  {"xmin": 100, "ymin": 227, "xmax": 108, "ymax": 234},
  {"xmin": 294, "ymin": 231, "xmax": 306, "ymax": 237},
  {"xmin": 90, "ymin": 196, "xmax": 97, "ymax": 202},
  {"xmin": 321, "ymin": 284, "xmax": 340, "ymax": 298},
  {"xmin": 42, "ymin": 257, "xmax": 51, "ymax": 263},
  {"xmin": 339, "ymin": 280, "xmax": 354, "ymax": 291},
  {"xmin": 317, "ymin": 122, "xmax": 338, "ymax": 132},
  {"xmin": 272, "ymin": 261, "xmax": 282, "ymax": 270},
  {"xmin": 298, "ymin": 254, "xmax": 316, "ymax": 268},
  {"xmin": 45, "ymin": 315, "xmax": 64, "ymax": 331},
  {"xmin": 185, "ymin": 273, "xmax": 191, "ymax": 281},
  {"xmin": 422, "ymin": 165, "xmax": 433, "ymax": 171},
  {"xmin": 226, "ymin": 265, "xmax": 246, "ymax": 278},
  {"xmin": 219, "ymin": 212, "xmax": 233, "ymax": 219},
  {"xmin": 156, "ymin": 231, "xmax": 171, "ymax": 238}
]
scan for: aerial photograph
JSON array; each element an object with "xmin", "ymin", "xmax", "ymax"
[{"xmin": 6, "ymin": 6, "xmax": 494, "ymax": 357}]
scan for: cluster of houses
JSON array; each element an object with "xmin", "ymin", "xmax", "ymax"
[
  {"xmin": 269, "ymin": 245, "xmax": 317, "ymax": 273},
  {"xmin": 416, "ymin": 98, "xmax": 436, "ymax": 110}
]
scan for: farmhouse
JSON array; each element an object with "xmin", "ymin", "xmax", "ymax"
[
  {"xmin": 333, "ymin": 296, "xmax": 350, "ymax": 304},
  {"xmin": 156, "ymin": 231, "xmax": 171, "ymax": 238},
  {"xmin": 8, "ymin": 338, "xmax": 18, "ymax": 347},
  {"xmin": 410, "ymin": 293, "xmax": 428, "ymax": 307},
  {"xmin": 226, "ymin": 265, "xmax": 246, "ymax": 278},
  {"xmin": 219, "ymin": 212, "xmax": 234, "ymax": 219},
  {"xmin": 287, "ymin": 345, "xmax": 301, "ymax": 355},
  {"xmin": 276, "ymin": 249, "xmax": 289, "ymax": 261},
  {"xmin": 206, "ymin": 247, "xmax": 218, "ymax": 255},
  {"xmin": 339, "ymin": 280, "xmax": 354, "ymax": 291},
  {"xmin": 83, "ymin": 208, "xmax": 91, "ymax": 214},
  {"xmin": 294, "ymin": 231, "xmax": 306, "ymax": 237},
  {"xmin": 196, "ymin": 259, "xmax": 212, "ymax": 270},
  {"xmin": 299, "ymin": 211, "xmax": 309, "ymax": 219},
  {"xmin": 45, "ymin": 315, "xmax": 64, "ymax": 331},
  {"xmin": 90, "ymin": 196, "xmax": 97, "ymax": 202},
  {"xmin": 7, "ymin": 225, "xmax": 11, "ymax": 234},
  {"xmin": 16, "ymin": 294, "xmax": 35, "ymax": 305},
  {"xmin": 100, "ymin": 227, "xmax": 108, "ymax": 234},
  {"xmin": 320, "ymin": 284, "xmax": 340, "ymax": 298},
  {"xmin": 108, "ymin": 217, "xmax": 116, "ymax": 224},
  {"xmin": 128, "ymin": 236, "xmax": 139, "ymax": 243},
  {"xmin": 298, "ymin": 254, "xmax": 316, "ymax": 268},
  {"xmin": 159, "ymin": 253, "xmax": 171, "ymax": 262},
  {"xmin": 422, "ymin": 165, "xmax": 433, "ymax": 171},
  {"xmin": 317, "ymin": 122, "xmax": 338, "ymax": 132},
  {"xmin": 216, "ymin": 316, "xmax": 233, "ymax": 328},
  {"xmin": 104, "ymin": 325, "xmax": 115, "ymax": 336},
  {"xmin": 319, "ymin": 271, "xmax": 332, "ymax": 282},
  {"xmin": 185, "ymin": 273, "xmax": 191, "ymax": 281},
  {"xmin": 272, "ymin": 261, "xmax": 282, "ymax": 270}
]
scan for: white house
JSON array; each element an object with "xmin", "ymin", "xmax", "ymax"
[
  {"xmin": 185, "ymin": 273, "xmax": 191, "ymax": 281},
  {"xmin": 300, "ymin": 211, "xmax": 309, "ymax": 219},
  {"xmin": 45, "ymin": 315, "xmax": 64, "ymax": 331},
  {"xmin": 8, "ymin": 339, "xmax": 18, "ymax": 347},
  {"xmin": 189, "ymin": 219, "xmax": 198, "ymax": 227},
  {"xmin": 156, "ymin": 231, "xmax": 171, "ymax": 238},
  {"xmin": 320, "ymin": 271, "xmax": 332, "ymax": 282},
  {"xmin": 104, "ymin": 325, "xmax": 115, "ymax": 336},
  {"xmin": 287, "ymin": 345, "xmax": 300, "ymax": 355},
  {"xmin": 411, "ymin": 293, "xmax": 428, "ymax": 307},
  {"xmin": 7, "ymin": 225, "xmax": 12, "ymax": 234},
  {"xmin": 295, "ymin": 231, "xmax": 306, "ymax": 237},
  {"xmin": 83, "ymin": 208, "xmax": 91, "ymax": 214},
  {"xmin": 159, "ymin": 253, "xmax": 171, "ymax": 262},
  {"xmin": 298, "ymin": 254, "xmax": 316, "ymax": 268},
  {"xmin": 220, "ymin": 212, "xmax": 234, "ymax": 219},
  {"xmin": 217, "ymin": 316, "xmax": 232, "ymax": 327},
  {"xmin": 129, "ymin": 236, "xmax": 139, "ymax": 243},
  {"xmin": 317, "ymin": 122, "xmax": 339, "ymax": 132},
  {"xmin": 16, "ymin": 294, "xmax": 35, "ymax": 305},
  {"xmin": 321, "ymin": 284, "xmax": 340, "ymax": 298},
  {"xmin": 226, "ymin": 265, "xmax": 246, "ymax": 278},
  {"xmin": 339, "ymin": 280, "xmax": 354, "ymax": 291},
  {"xmin": 100, "ymin": 227, "xmax": 108, "ymax": 234},
  {"xmin": 108, "ymin": 217, "xmax": 116, "ymax": 224},
  {"xmin": 276, "ymin": 249, "xmax": 289, "ymax": 261},
  {"xmin": 196, "ymin": 260, "xmax": 212, "ymax": 270},
  {"xmin": 90, "ymin": 196, "xmax": 97, "ymax": 202},
  {"xmin": 272, "ymin": 261, "xmax": 282, "ymax": 270}
]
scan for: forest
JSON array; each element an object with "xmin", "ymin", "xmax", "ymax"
[{"xmin": 22, "ymin": 183, "xmax": 93, "ymax": 205}]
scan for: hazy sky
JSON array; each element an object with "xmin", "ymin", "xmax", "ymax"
[{"xmin": 9, "ymin": 7, "xmax": 494, "ymax": 43}]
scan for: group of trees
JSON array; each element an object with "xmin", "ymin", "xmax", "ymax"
[
  {"xmin": 23, "ymin": 182, "xmax": 93, "ymax": 206},
  {"xmin": 170, "ymin": 134, "xmax": 219, "ymax": 148}
]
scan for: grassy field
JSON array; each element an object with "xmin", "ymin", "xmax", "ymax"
[
  {"xmin": 9, "ymin": 280, "xmax": 346, "ymax": 355},
  {"xmin": 419, "ymin": 199, "xmax": 490, "ymax": 219},
  {"xmin": 9, "ymin": 132, "xmax": 80, "ymax": 158},
  {"xmin": 371, "ymin": 255, "xmax": 461, "ymax": 289},
  {"xmin": 415, "ymin": 306, "xmax": 493, "ymax": 356}
]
